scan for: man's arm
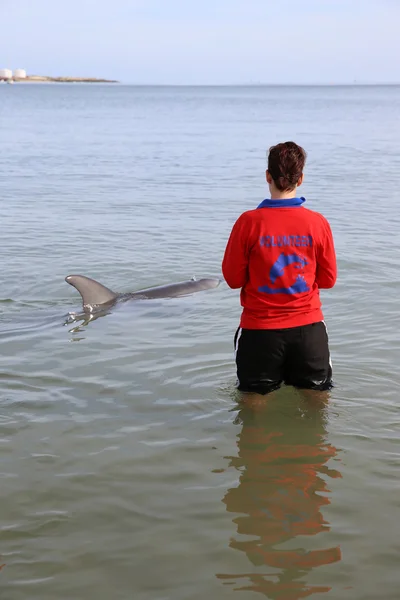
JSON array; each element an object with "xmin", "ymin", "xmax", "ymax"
[
  {"xmin": 315, "ymin": 219, "xmax": 337, "ymax": 289},
  {"xmin": 222, "ymin": 214, "xmax": 250, "ymax": 289}
]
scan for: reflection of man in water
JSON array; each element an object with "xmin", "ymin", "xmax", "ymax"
[{"xmin": 217, "ymin": 392, "xmax": 342, "ymax": 598}]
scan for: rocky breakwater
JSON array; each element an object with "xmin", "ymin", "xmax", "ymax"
[{"xmin": 1, "ymin": 74, "xmax": 118, "ymax": 83}]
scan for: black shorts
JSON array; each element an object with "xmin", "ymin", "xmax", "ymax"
[{"xmin": 234, "ymin": 322, "xmax": 333, "ymax": 395}]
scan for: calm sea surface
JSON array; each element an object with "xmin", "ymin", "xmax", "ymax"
[{"xmin": 1, "ymin": 84, "xmax": 400, "ymax": 599}]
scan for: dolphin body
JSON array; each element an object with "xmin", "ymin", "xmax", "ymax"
[{"xmin": 65, "ymin": 274, "xmax": 221, "ymax": 314}]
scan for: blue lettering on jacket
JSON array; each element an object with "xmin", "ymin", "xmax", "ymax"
[{"xmin": 260, "ymin": 235, "xmax": 313, "ymax": 248}]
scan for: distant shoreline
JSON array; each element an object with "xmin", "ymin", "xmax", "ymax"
[
  {"xmin": 0, "ymin": 75, "xmax": 118, "ymax": 84},
  {"xmin": 2, "ymin": 79, "xmax": 399, "ymax": 87}
]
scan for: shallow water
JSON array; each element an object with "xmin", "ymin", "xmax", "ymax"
[{"xmin": 1, "ymin": 84, "xmax": 400, "ymax": 599}]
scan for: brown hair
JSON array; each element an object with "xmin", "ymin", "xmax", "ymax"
[{"xmin": 267, "ymin": 141, "xmax": 307, "ymax": 191}]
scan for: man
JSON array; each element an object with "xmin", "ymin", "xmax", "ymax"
[{"xmin": 222, "ymin": 141, "xmax": 337, "ymax": 395}]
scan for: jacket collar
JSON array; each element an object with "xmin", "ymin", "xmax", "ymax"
[{"xmin": 257, "ymin": 197, "xmax": 306, "ymax": 209}]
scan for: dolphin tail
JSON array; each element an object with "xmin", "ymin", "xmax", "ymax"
[{"xmin": 65, "ymin": 275, "xmax": 118, "ymax": 310}]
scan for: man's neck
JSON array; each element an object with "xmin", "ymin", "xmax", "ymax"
[{"xmin": 270, "ymin": 189, "xmax": 297, "ymax": 200}]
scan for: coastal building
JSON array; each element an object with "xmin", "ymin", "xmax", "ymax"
[
  {"xmin": 0, "ymin": 68, "xmax": 12, "ymax": 80},
  {"xmin": 13, "ymin": 69, "xmax": 27, "ymax": 79}
]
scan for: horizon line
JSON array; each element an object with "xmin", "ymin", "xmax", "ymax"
[{"xmin": 116, "ymin": 81, "xmax": 400, "ymax": 87}]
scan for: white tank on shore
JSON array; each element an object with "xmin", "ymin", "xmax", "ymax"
[
  {"xmin": 13, "ymin": 69, "xmax": 27, "ymax": 79},
  {"xmin": 0, "ymin": 68, "xmax": 12, "ymax": 80}
]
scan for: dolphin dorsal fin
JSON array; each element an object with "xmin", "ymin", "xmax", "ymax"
[{"xmin": 65, "ymin": 275, "xmax": 118, "ymax": 308}]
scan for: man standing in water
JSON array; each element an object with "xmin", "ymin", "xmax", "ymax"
[{"xmin": 222, "ymin": 141, "xmax": 337, "ymax": 395}]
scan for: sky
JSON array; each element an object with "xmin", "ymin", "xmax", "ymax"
[{"xmin": 0, "ymin": 0, "xmax": 399, "ymax": 84}]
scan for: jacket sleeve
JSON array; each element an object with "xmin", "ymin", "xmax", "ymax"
[
  {"xmin": 222, "ymin": 214, "xmax": 250, "ymax": 289},
  {"xmin": 315, "ymin": 218, "xmax": 337, "ymax": 289}
]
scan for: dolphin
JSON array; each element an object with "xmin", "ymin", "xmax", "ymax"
[{"xmin": 65, "ymin": 274, "xmax": 221, "ymax": 314}]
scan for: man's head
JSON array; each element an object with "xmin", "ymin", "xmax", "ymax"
[{"xmin": 266, "ymin": 141, "xmax": 307, "ymax": 197}]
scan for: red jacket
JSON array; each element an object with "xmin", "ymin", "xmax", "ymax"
[{"xmin": 222, "ymin": 197, "xmax": 337, "ymax": 329}]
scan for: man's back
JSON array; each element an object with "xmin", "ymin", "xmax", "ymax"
[{"xmin": 222, "ymin": 197, "xmax": 336, "ymax": 329}]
